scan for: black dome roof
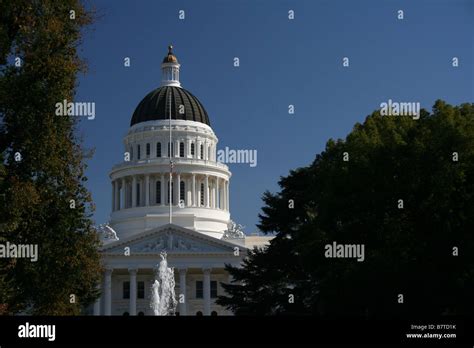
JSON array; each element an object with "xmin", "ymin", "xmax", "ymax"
[{"xmin": 130, "ymin": 86, "xmax": 210, "ymax": 126}]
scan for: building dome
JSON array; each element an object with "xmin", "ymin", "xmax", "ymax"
[
  {"xmin": 130, "ymin": 86, "xmax": 210, "ymax": 126},
  {"xmin": 110, "ymin": 45, "xmax": 231, "ymax": 241}
]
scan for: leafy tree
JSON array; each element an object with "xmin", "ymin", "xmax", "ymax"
[
  {"xmin": 0, "ymin": 0, "xmax": 102, "ymax": 315},
  {"xmin": 218, "ymin": 101, "xmax": 474, "ymax": 318}
]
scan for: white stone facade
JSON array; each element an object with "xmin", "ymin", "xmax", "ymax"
[{"xmin": 96, "ymin": 224, "xmax": 243, "ymax": 316}]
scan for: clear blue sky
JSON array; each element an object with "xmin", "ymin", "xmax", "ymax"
[{"xmin": 76, "ymin": 0, "xmax": 473, "ymax": 234}]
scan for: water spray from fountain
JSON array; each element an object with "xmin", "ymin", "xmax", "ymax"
[{"xmin": 150, "ymin": 251, "xmax": 177, "ymax": 316}]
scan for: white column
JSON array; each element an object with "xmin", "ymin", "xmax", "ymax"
[
  {"xmin": 196, "ymin": 138, "xmax": 200, "ymax": 159},
  {"xmin": 213, "ymin": 176, "xmax": 219, "ymax": 209},
  {"xmin": 196, "ymin": 178, "xmax": 199, "ymax": 207},
  {"xmin": 160, "ymin": 173, "xmax": 165, "ymax": 206},
  {"xmin": 145, "ymin": 175, "xmax": 150, "ymax": 206},
  {"xmin": 179, "ymin": 268, "xmax": 187, "ymax": 315},
  {"xmin": 213, "ymin": 179, "xmax": 217, "ymax": 209},
  {"xmin": 186, "ymin": 177, "xmax": 192, "ymax": 207},
  {"xmin": 121, "ymin": 178, "xmax": 125, "ymax": 209},
  {"xmin": 167, "ymin": 177, "xmax": 171, "ymax": 206},
  {"xmin": 223, "ymin": 180, "xmax": 226, "ymax": 211},
  {"xmin": 217, "ymin": 177, "xmax": 221, "ymax": 209},
  {"xmin": 175, "ymin": 140, "xmax": 180, "ymax": 158},
  {"xmin": 215, "ymin": 177, "xmax": 219, "ymax": 209},
  {"xmin": 129, "ymin": 268, "xmax": 137, "ymax": 315},
  {"xmin": 209, "ymin": 179, "xmax": 212, "ymax": 208},
  {"xmin": 203, "ymin": 268, "xmax": 211, "ymax": 316},
  {"xmin": 104, "ymin": 268, "xmax": 113, "ymax": 316},
  {"xmin": 226, "ymin": 180, "xmax": 229, "ymax": 211},
  {"xmin": 140, "ymin": 177, "xmax": 144, "ymax": 206},
  {"xmin": 155, "ymin": 175, "xmax": 158, "ymax": 205},
  {"xmin": 177, "ymin": 173, "xmax": 181, "ymax": 206},
  {"xmin": 223, "ymin": 180, "xmax": 226, "ymax": 210},
  {"xmin": 205, "ymin": 175, "xmax": 209, "ymax": 208},
  {"xmin": 220, "ymin": 178, "xmax": 224, "ymax": 209},
  {"xmin": 173, "ymin": 174, "xmax": 177, "ymax": 206},
  {"xmin": 192, "ymin": 174, "xmax": 196, "ymax": 207},
  {"xmin": 132, "ymin": 176, "xmax": 137, "ymax": 207}
]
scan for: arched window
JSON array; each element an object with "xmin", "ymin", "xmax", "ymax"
[
  {"xmin": 179, "ymin": 142, "xmax": 185, "ymax": 157},
  {"xmin": 168, "ymin": 142, "xmax": 174, "ymax": 157},
  {"xmin": 168, "ymin": 181, "xmax": 174, "ymax": 205},
  {"xmin": 208, "ymin": 146, "xmax": 211, "ymax": 160},
  {"xmin": 191, "ymin": 143, "xmax": 195, "ymax": 157},
  {"xmin": 211, "ymin": 311, "xmax": 218, "ymax": 316},
  {"xmin": 200, "ymin": 144, "xmax": 204, "ymax": 159},
  {"xmin": 155, "ymin": 181, "xmax": 161, "ymax": 204},
  {"xmin": 180, "ymin": 181, "xmax": 185, "ymax": 202},
  {"xmin": 156, "ymin": 142, "xmax": 161, "ymax": 157},
  {"xmin": 137, "ymin": 144, "xmax": 141, "ymax": 160},
  {"xmin": 146, "ymin": 143, "xmax": 150, "ymax": 157},
  {"xmin": 196, "ymin": 311, "xmax": 203, "ymax": 316},
  {"xmin": 200, "ymin": 183, "xmax": 204, "ymax": 206}
]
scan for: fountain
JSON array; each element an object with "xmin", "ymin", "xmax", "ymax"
[{"xmin": 150, "ymin": 251, "xmax": 177, "ymax": 316}]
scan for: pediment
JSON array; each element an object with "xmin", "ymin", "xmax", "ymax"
[{"xmin": 101, "ymin": 224, "xmax": 240, "ymax": 254}]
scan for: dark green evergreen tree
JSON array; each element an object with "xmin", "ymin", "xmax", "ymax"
[{"xmin": 218, "ymin": 101, "xmax": 474, "ymax": 318}]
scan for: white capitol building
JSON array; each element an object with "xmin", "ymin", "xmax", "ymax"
[{"xmin": 93, "ymin": 46, "xmax": 272, "ymax": 316}]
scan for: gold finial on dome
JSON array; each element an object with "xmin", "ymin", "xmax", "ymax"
[{"xmin": 163, "ymin": 44, "xmax": 178, "ymax": 63}]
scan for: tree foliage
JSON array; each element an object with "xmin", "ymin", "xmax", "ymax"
[
  {"xmin": 0, "ymin": 0, "xmax": 102, "ymax": 315},
  {"xmin": 218, "ymin": 101, "xmax": 474, "ymax": 318}
]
